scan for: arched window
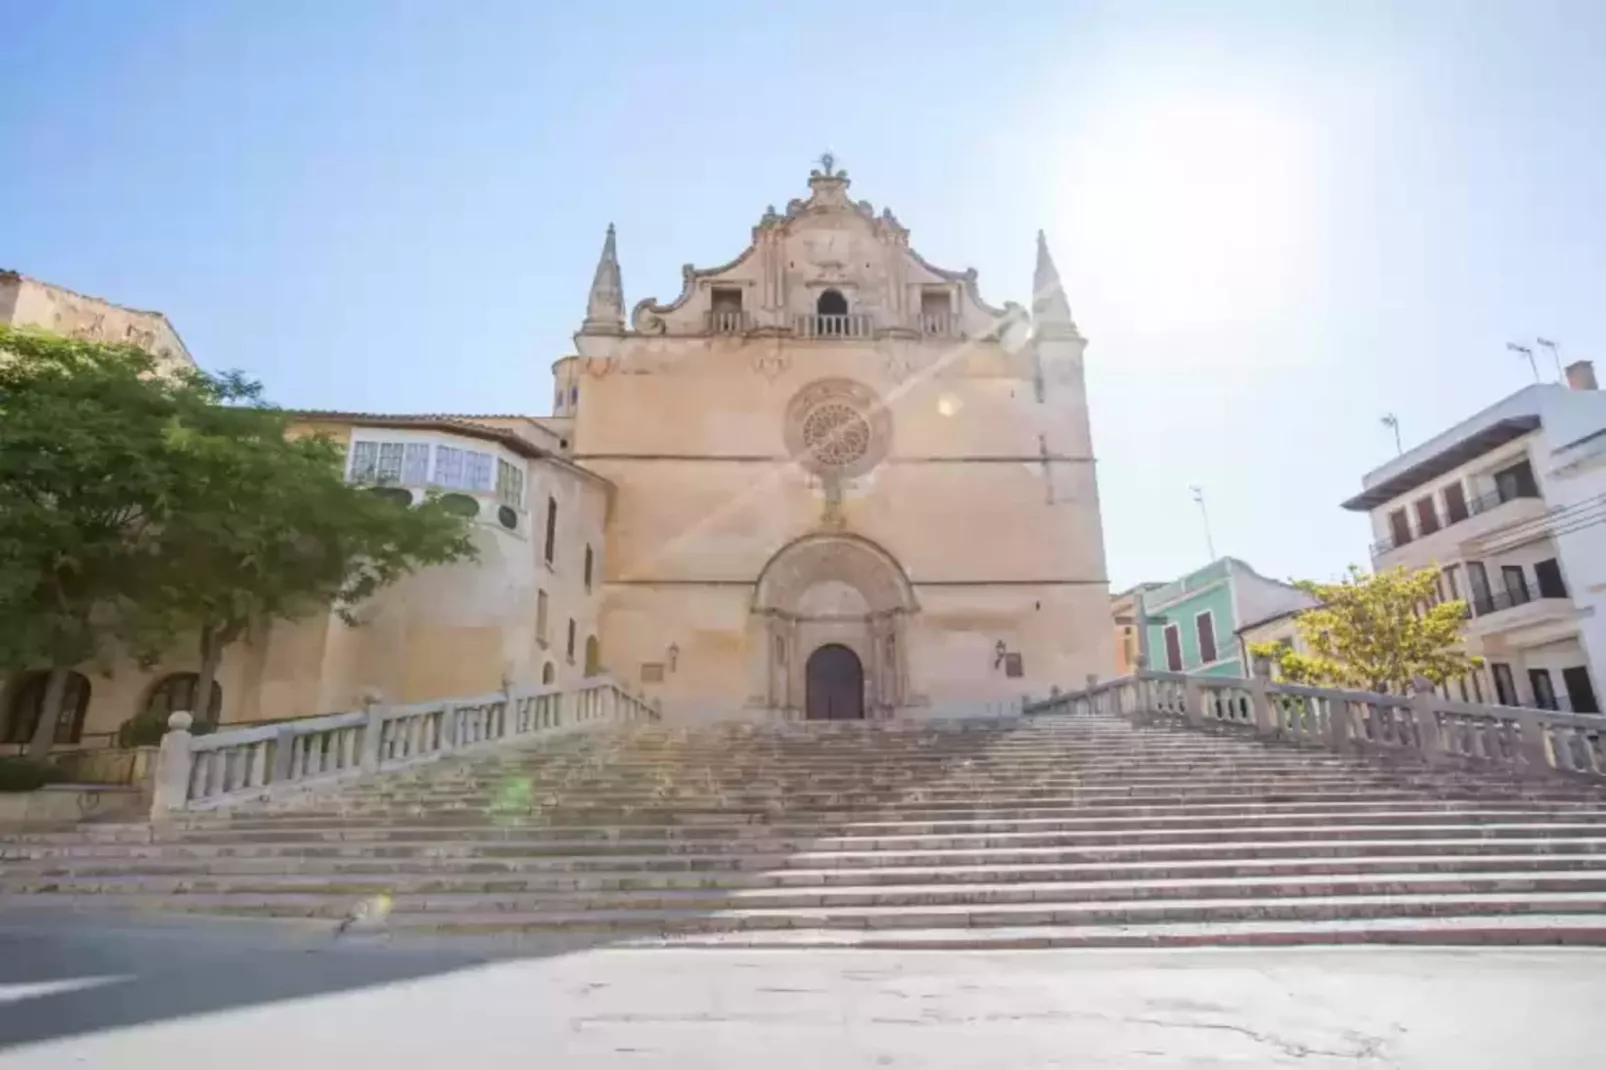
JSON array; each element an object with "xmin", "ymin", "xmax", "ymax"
[
  {"xmin": 816, "ymin": 289, "xmax": 848, "ymax": 316},
  {"xmin": 541, "ymin": 662, "xmax": 555, "ymax": 685},
  {"xmin": 569, "ymin": 385, "xmax": 578, "ymax": 407},
  {"xmin": 3, "ymin": 671, "xmax": 91, "ymax": 745},
  {"xmin": 584, "ymin": 636, "xmax": 601, "ymax": 677},
  {"xmin": 143, "ymin": 674, "xmax": 223, "ymax": 725}
]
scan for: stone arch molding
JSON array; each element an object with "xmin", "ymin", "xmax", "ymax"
[
  {"xmin": 752, "ymin": 533, "xmax": 918, "ymax": 616},
  {"xmin": 750, "ymin": 533, "xmax": 917, "ymax": 719}
]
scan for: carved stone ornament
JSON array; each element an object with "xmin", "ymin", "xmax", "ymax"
[
  {"xmin": 752, "ymin": 341, "xmax": 790, "ymax": 380},
  {"xmin": 783, "ymin": 379, "xmax": 890, "ymax": 479}
]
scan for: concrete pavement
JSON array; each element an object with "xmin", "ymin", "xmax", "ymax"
[{"xmin": 0, "ymin": 912, "xmax": 1600, "ymax": 1067}]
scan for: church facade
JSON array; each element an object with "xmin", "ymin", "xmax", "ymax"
[
  {"xmin": 565, "ymin": 161, "xmax": 1113, "ymax": 721},
  {"xmin": 2, "ymin": 164, "xmax": 1115, "ymax": 748}
]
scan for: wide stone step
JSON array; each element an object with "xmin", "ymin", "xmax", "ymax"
[
  {"xmin": 9, "ymin": 851, "xmax": 1605, "ymax": 888},
  {"xmin": 15, "ymin": 888, "xmax": 1606, "ymax": 932},
  {"xmin": 13, "ymin": 868, "xmax": 1606, "ymax": 908},
  {"xmin": 157, "ymin": 806, "xmax": 1606, "ymax": 839},
  {"xmin": 630, "ymin": 914, "xmax": 1606, "ymax": 950}
]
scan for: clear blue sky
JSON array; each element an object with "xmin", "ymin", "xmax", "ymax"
[{"xmin": 4, "ymin": 1, "xmax": 1603, "ymax": 591}]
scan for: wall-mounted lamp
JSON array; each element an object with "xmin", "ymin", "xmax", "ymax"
[
  {"xmin": 993, "ymin": 640, "xmax": 1008, "ymax": 669},
  {"xmin": 666, "ymin": 643, "xmax": 680, "ymax": 672}
]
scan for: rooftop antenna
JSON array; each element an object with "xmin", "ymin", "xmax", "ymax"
[
  {"xmin": 1189, "ymin": 485, "xmax": 1217, "ymax": 562},
  {"xmin": 1380, "ymin": 413, "xmax": 1402, "ymax": 455},
  {"xmin": 1507, "ymin": 342, "xmax": 1539, "ymax": 383},
  {"xmin": 1537, "ymin": 337, "xmax": 1564, "ymax": 380}
]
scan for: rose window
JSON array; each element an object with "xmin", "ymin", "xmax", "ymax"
[{"xmin": 801, "ymin": 402, "xmax": 871, "ymax": 468}]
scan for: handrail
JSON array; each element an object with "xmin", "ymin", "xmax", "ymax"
[
  {"xmin": 149, "ymin": 677, "xmax": 658, "ymax": 816},
  {"xmin": 1027, "ymin": 669, "xmax": 1604, "ymax": 781}
]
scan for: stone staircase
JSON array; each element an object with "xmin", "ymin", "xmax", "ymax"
[{"xmin": 6, "ymin": 711, "xmax": 1606, "ymax": 949}]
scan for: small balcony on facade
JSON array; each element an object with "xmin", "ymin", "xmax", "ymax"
[
  {"xmin": 1371, "ymin": 457, "xmax": 1543, "ymax": 558},
  {"xmin": 705, "ymin": 309, "xmax": 753, "ymax": 335},
  {"xmin": 793, "ymin": 312, "xmax": 876, "ymax": 339},
  {"xmin": 917, "ymin": 312, "xmax": 964, "ymax": 339}
]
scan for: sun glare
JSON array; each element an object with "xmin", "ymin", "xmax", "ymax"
[{"xmin": 1053, "ymin": 91, "xmax": 1313, "ymax": 334}]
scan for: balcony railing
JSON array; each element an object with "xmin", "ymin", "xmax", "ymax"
[
  {"xmin": 794, "ymin": 313, "xmax": 876, "ymax": 339},
  {"xmin": 1470, "ymin": 588, "xmax": 1569, "ymax": 618},
  {"xmin": 1372, "ymin": 483, "xmax": 1543, "ymax": 556},
  {"xmin": 706, "ymin": 310, "xmax": 751, "ymax": 335},
  {"xmin": 918, "ymin": 312, "xmax": 963, "ymax": 338}
]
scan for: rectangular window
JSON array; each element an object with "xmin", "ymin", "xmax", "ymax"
[
  {"xmin": 584, "ymin": 545, "xmax": 594, "ymax": 592},
  {"xmin": 1413, "ymin": 496, "xmax": 1440, "ymax": 535},
  {"xmin": 1195, "ymin": 612, "xmax": 1218, "ymax": 664},
  {"xmin": 1501, "ymin": 565, "xmax": 1530, "ymax": 606},
  {"xmin": 1528, "ymin": 668, "xmax": 1558, "ymax": 711},
  {"xmin": 1494, "ymin": 458, "xmax": 1539, "ymax": 501},
  {"xmin": 1467, "ymin": 561, "xmax": 1491, "ymax": 614},
  {"xmin": 375, "ymin": 442, "xmax": 406, "ymax": 484},
  {"xmin": 1443, "ymin": 482, "xmax": 1469, "ymax": 524},
  {"xmin": 1562, "ymin": 667, "xmax": 1600, "ymax": 714},
  {"xmin": 496, "ymin": 459, "xmax": 524, "ymax": 510},
  {"xmin": 1163, "ymin": 624, "xmax": 1183, "ymax": 672},
  {"xmin": 1387, "ymin": 508, "xmax": 1412, "ymax": 548},
  {"xmin": 434, "ymin": 446, "xmax": 493, "ymax": 491},
  {"xmin": 1442, "ymin": 564, "xmax": 1461, "ymax": 601},
  {"xmin": 640, "ymin": 663, "xmax": 665, "ymax": 683},
  {"xmin": 433, "ymin": 446, "xmax": 464, "ymax": 488},
  {"xmin": 566, "ymin": 619, "xmax": 576, "ymax": 662},
  {"xmin": 348, "ymin": 441, "xmax": 379, "ymax": 483},
  {"xmin": 544, "ymin": 497, "xmax": 558, "ymax": 564},
  {"xmin": 464, "ymin": 450, "xmax": 493, "ymax": 492},
  {"xmin": 1491, "ymin": 662, "xmax": 1518, "ymax": 706},
  {"xmin": 536, "ymin": 590, "xmax": 549, "ymax": 645},
  {"xmin": 1534, "ymin": 558, "xmax": 1567, "ymax": 599},
  {"xmin": 710, "ymin": 287, "xmax": 743, "ymax": 313},
  {"xmin": 402, "ymin": 443, "xmax": 430, "ymax": 485}
]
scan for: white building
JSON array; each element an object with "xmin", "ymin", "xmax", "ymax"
[{"xmin": 1343, "ymin": 361, "xmax": 1606, "ymax": 713}]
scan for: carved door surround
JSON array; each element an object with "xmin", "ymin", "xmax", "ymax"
[{"xmin": 751, "ymin": 533, "xmax": 916, "ymax": 720}]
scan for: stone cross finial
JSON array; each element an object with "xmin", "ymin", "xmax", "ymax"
[{"xmin": 812, "ymin": 152, "xmax": 846, "ymax": 180}]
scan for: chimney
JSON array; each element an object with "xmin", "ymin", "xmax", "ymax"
[{"xmin": 1565, "ymin": 360, "xmax": 1597, "ymax": 391}]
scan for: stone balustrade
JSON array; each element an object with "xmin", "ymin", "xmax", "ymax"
[
  {"xmin": 149, "ymin": 678, "xmax": 657, "ymax": 816},
  {"xmin": 793, "ymin": 312, "xmax": 876, "ymax": 339},
  {"xmin": 1028, "ymin": 669, "xmax": 1605, "ymax": 781},
  {"xmin": 705, "ymin": 310, "xmax": 751, "ymax": 334},
  {"xmin": 917, "ymin": 312, "xmax": 963, "ymax": 338}
]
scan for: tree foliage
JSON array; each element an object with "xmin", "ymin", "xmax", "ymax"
[
  {"xmin": 0, "ymin": 326, "xmax": 476, "ymax": 759},
  {"xmin": 1248, "ymin": 565, "xmax": 1482, "ymax": 695},
  {"xmin": 146, "ymin": 402, "xmax": 478, "ymax": 720},
  {"xmin": 0, "ymin": 327, "xmax": 247, "ymax": 756}
]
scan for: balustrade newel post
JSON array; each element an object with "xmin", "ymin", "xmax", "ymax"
[
  {"xmin": 150, "ymin": 711, "xmax": 197, "ymax": 818},
  {"xmin": 359, "ymin": 689, "xmax": 387, "ymax": 772}
]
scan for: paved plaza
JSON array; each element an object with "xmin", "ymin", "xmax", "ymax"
[{"xmin": 0, "ymin": 912, "xmax": 1599, "ymax": 1068}]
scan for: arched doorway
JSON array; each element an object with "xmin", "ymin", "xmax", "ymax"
[
  {"xmin": 806, "ymin": 644, "xmax": 863, "ymax": 721},
  {"xmin": 3, "ymin": 671, "xmax": 91, "ymax": 745},
  {"xmin": 752, "ymin": 533, "xmax": 917, "ymax": 720},
  {"xmin": 815, "ymin": 289, "xmax": 848, "ymax": 316}
]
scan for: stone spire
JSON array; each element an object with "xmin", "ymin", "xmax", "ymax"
[
  {"xmin": 1032, "ymin": 230, "xmax": 1079, "ymax": 337},
  {"xmin": 580, "ymin": 223, "xmax": 625, "ymax": 335}
]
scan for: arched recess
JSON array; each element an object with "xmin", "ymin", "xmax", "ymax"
[
  {"xmin": 541, "ymin": 662, "xmax": 556, "ymax": 685},
  {"xmin": 751, "ymin": 533, "xmax": 917, "ymax": 719},
  {"xmin": 3, "ymin": 671, "xmax": 91, "ymax": 745},
  {"xmin": 584, "ymin": 636, "xmax": 601, "ymax": 677}
]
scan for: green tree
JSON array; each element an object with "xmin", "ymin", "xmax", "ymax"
[
  {"xmin": 142, "ymin": 403, "xmax": 478, "ymax": 728},
  {"xmin": 0, "ymin": 326, "xmax": 250, "ymax": 759},
  {"xmin": 1248, "ymin": 565, "xmax": 1482, "ymax": 694}
]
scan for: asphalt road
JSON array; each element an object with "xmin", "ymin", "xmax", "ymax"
[{"xmin": 0, "ymin": 911, "xmax": 1601, "ymax": 1068}]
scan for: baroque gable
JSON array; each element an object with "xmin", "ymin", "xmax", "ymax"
[{"xmin": 616, "ymin": 158, "xmax": 1022, "ymax": 342}]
